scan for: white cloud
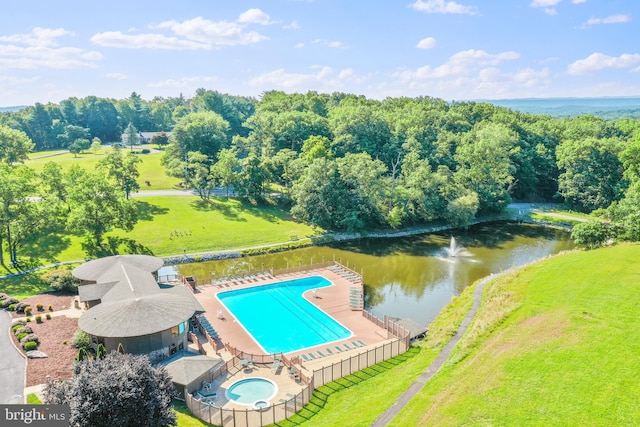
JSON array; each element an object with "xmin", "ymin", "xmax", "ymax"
[
  {"xmin": 104, "ymin": 73, "xmax": 128, "ymax": 80},
  {"xmin": 410, "ymin": 0, "xmax": 478, "ymax": 15},
  {"xmin": 284, "ymin": 21, "xmax": 300, "ymax": 30},
  {"xmin": 0, "ymin": 27, "xmax": 73, "ymax": 47},
  {"xmin": 581, "ymin": 14, "xmax": 630, "ymax": 28},
  {"xmin": 394, "ymin": 49, "xmax": 519, "ymax": 80},
  {"xmin": 155, "ymin": 17, "xmax": 268, "ymax": 46},
  {"xmin": 93, "ymin": 16, "xmax": 269, "ymax": 50},
  {"xmin": 544, "ymin": 8, "xmax": 558, "ymax": 15},
  {"xmin": 0, "ymin": 27, "xmax": 101, "ymax": 70},
  {"xmin": 148, "ymin": 76, "xmax": 218, "ymax": 88},
  {"xmin": 91, "ymin": 31, "xmax": 211, "ymax": 50},
  {"xmin": 295, "ymin": 42, "xmax": 304, "ymax": 48},
  {"xmin": 238, "ymin": 8, "xmax": 273, "ymax": 25},
  {"xmin": 247, "ymin": 66, "xmax": 370, "ymax": 90},
  {"xmin": 567, "ymin": 52, "xmax": 640, "ymax": 75},
  {"xmin": 529, "ymin": 0, "xmax": 561, "ymax": 7},
  {"xmin": 417, "ymin": 37, "xmax": 437, "ymax": 49},
  {"xmin": 572, "ymin": 0, "xmax": 586, "ymax": 3},
  {"xmin": 311, "ymin": 39, "xmax": 348, "ymax": 49}
]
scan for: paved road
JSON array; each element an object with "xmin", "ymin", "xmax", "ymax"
[{"xmin": 0, "ymin": 311, "xmax": 26, "ymax": 404}]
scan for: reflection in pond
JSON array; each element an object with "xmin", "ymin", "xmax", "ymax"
[{"xmin": 175, "ymin": 222, "xmax": 573, "ymax": 327}]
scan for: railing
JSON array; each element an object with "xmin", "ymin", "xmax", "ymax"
[
  {"xmin": 184, "ymin": 382, "xmax": 314, "ymax": 427},
  {"xmin": 310, "ymin": 338, "xmax": 409, "ymax": 388}
]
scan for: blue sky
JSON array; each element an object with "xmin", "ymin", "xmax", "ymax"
[{"xmin": 1, "ymin": 0, "xmax": 639, "ymax": 106}]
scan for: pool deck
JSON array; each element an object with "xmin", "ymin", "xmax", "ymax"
[{"xmin": 193, "ymin": 266, "xmax": 390, "ymax": 366}]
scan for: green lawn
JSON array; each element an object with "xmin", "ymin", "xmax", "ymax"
[
  {"xmin": 25, "ymin": 149, "xmax": 181, "ymax": 190},
  {"xmin": 3, "ymin": 196, "xmax": 319, "ymax": 278},
  {"xmin": 389, "ymin": 244, "xmax": 640, "ymax": 426}
]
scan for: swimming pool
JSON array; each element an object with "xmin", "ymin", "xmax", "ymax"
[
  {"xmin": 225, "ymin": 377, "xmax": 277, "ymax": 406},
  {"xmin": 217, "ymin": 276, "xmax": 352, "ymax": 353}
]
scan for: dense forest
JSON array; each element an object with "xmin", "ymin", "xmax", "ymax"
[{"xmin": 1, "ymin": 89, "xmax": 639, "ymax": 261}]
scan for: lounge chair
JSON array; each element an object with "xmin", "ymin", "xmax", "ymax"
[
  {"xmin": 271, "ymin": 359, "xmax": 281, "ymax": 373},
  {"xmin": 326, "ymin": 348, "xmax": 334, "ymax": 355},
  {"xmin": 352, "ymin": 341, "xmax": 363, "ymax": 348},
  {"xmin": 335, "ymin": 346, "xmax": 344, "ymax": 353},
  {"xmin": 301, "ymin": 354, "xmax": 310, "ymax": 362},
  {"xmin": 316, "ymin": 350, "xmax": 326, "ymax": 357},
  {"xmin": 343, "ymin": 343, "xmax": 354, "ymax": 350},
  {"xmin": 357, "ymin": 339, "xmax": 366, "ymax": 347},
  {"xmin": 307, "ymin": 352, "xmax": 317, "ymax": 360}
]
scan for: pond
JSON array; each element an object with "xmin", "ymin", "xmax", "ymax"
[{"xmin": 174, "ymin": 222, "xmax": 573, "ymax": 327}]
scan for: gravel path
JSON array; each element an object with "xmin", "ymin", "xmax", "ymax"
[{"xmin": 371, "ymin": 273, "xmax": 497, "ymax": 426}]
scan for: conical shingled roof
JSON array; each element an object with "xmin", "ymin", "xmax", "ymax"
[
  {"xmin": 72, "ymin": 254, "xmax": 163, "ymax": 281},
  {"xmin": 77, "ymin": 255, "xmax": 202, "ymax": 338}
]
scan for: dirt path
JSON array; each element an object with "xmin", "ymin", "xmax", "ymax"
[{"xmin": 371, "ymin": 273, "xmax": 497, "ymax": 426}]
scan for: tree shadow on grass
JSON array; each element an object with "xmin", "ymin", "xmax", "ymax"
[
  {"xmin": 189, "ymin": 198, "xmax": 247, "ymax": 222},
  {"xmin": 82, "ymin": 236, "xmax": 154, "ymax": 259},
  {"xmin": 135, "ymin": 200, "xmax": 170, "ymax": 221}
]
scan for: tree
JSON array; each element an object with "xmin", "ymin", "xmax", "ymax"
[
  {"xmin": 0, "ymin": 164, "xmax": 40, "ymax": 265},
  {"xmin": 453, "ymin": 122, "xmax": 516, "ymax": 214},
  {"xmin": 291, "ymin": 158, "xmax": 353, "ymax": 230},
  {"xmin": 98, "ymin": 150, "xmax": 141, "ymax": 199},
  {"xmin": 445, "ymin": 192, "xmax": 479, "ymax": 229},
  {"xmin": 185, "ymin": 151, "xmax": 216, "ymax": 200},
  {"xmin": 90, "ymin": 137, "xmax": 102, "ymax": 153},
  {"xmin": 571, "ymin": 221, "xmax": 619, "ymax": 249},
  {"xmin": 0, "ymin": 125, "xmax": 34, "ymax": 164},
  {"xmin": 123, "ymin": 122, "xmax": 139, "ymax": 151},
  {"xmin": 65, "ymin": 166, "xmax": 138, "ymax": 247},
  {"xmin": 169, "ymin": 111, "xmax": 230, "ymax": 160},
  {"xmin": 44, "ymin": 352, "xmax": 176, "ymax": 427},
  {"xmin": 211, "ymin": 148, "xmax": 239, "ymax": 198},
  {"xmin": 236, "ymin": 152, "xmax": 269, "ymax": 201},
  {"xmin": 556, "ymin": 137, "xmax": 625, "ymax": 212},
  {"xmin": 150, "ymin": 132, "xmax": 170, "ymax": 149}
]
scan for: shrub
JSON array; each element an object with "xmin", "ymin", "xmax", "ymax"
[
  {"xmin": 36, "ymin": 303, "xmax": 44, "ymax": 311},
  {"xmin": 63, "ymin": 340, "xmax": 67, "ymax": 345},
  {"xmin": 72, "ymin": 329, "xmax": 90, "ymax": 348},
  {"xmin": 40, "ymin": 269, "xmax": 80, "ymax": 293},
  {"xmin": 46, "ymin": 313, "xmax": 52, "ymax": 320},
  {"xmin": 21, "ymin": 334, "xmax": 39, "ymax": 344},
  {"xmin": 35, "ymin": 314, "xmax": 42, "ymax": 323},
  {"xmin": 17, "ymin": 332, "xmax": 28, "ymax": 341},
  {"xmin": 15, "ymin": 326, "xmax": 33, "ymax": 335},
  {"xmin": 3, "ymin": 298, "xmax": 19, "ymax": 308},
  {"xmin": 12, "ymin": 324, "xmax": 23, "ymax": 333},
  {"xmin": 25, "ymin": 317, "xmax": 31, "ymax": 322},
  {"xmin": 8, "ymin": 304, "xmax": 16, "ymax": 311},
  {"xmin": 140, "ymin": 148, "xmax": 150, "ymax": 154},
  {"xmin": 23, "ymin": 341, "xmax": 38, "ymax": 351},
  {"xmin": 25, "ymin": 306, "xmax": 32, "ymax": 316},
  {"xmin": 48, "ymin": 304, "xmax": 53, "ymax": 311}
]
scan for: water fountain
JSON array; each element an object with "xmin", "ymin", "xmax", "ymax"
[{"xmin": 444, "ymin": 237, "xmax": 471, "ymax": 258}]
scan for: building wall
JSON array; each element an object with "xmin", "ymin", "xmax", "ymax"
[{"xmin": 92, "ymin": 320, "xmax": 190, "ymax": 358}]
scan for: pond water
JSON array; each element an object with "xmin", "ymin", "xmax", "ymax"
[{"xmin": 175, "ymin": 222, "xmax": 573, "ymax": 327}]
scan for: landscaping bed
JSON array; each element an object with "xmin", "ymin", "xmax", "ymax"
[{"xmin": 10, "ymin": 292, "xmax": 75, "ymax": 318}]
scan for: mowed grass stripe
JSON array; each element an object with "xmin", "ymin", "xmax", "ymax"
[{"xmin": 389, "ymin": 244, "xmax": 640, "ymax": 426}]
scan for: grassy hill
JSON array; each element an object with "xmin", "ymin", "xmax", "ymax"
[{"xmin": 389, "ymin": 244, "xmax": 640, "ymax": 426}]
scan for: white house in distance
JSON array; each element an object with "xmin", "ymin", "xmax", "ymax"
[{"xmin": 121, "ymin": 131, "xmax": 172, "ymax": 145}]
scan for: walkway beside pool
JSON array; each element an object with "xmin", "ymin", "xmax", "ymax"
[{"xmin": 192, "ymin": 266, "xmax": 391, "ymax": 368}]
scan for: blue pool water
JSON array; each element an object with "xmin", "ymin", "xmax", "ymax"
[
  {"xmin": 226, "ymin": 378, "xmax": 277, "ymax": 405},
  {"xmin": 217, "ymin": 276, "xmax": 352, "ymax": 353}
]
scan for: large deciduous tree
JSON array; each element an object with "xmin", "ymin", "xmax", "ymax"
[
  {"xmin": 169, "ymin": 111, "xmax": 230, "ymax": 160},
  {"xmin": 0, "ymin": 125, "xmax": 34, "ymax": 164},
  {"xmin": 98, "ymin": 150, "xmax": 141, "ymax": 199},
  {"xmin": 556, "ymin": 137, "xmax": 625, "ymax": 212},
  {"xmin": 65, "ymin": 166, "xmax": 138, "ymax": 247},
  {"xmin": 44, "ymin": 352, "xmax": 176, "ymax": 427}
]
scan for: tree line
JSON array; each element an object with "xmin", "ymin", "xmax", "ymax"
[{"xmin": 1, "ymin": 89, "xmax": 639, "ymax": 263}]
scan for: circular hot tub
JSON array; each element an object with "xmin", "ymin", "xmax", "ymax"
[
  {"xmin": 252, "ymin": 400, "xmax": 270, "ymax": 410},
  {"xmin": 225, "ymin": 377, "xmax": 278, "ymax": 406}
]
